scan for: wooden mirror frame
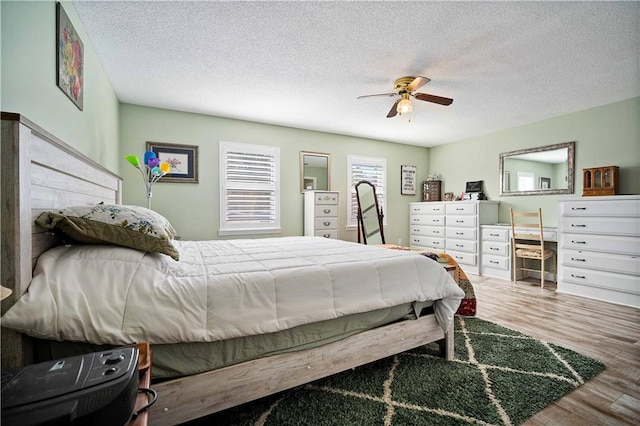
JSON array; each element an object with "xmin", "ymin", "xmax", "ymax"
[
  {"xmin": 355, "ymin": 180, "xmax": 385, "ymax": 244},
  {"xmin": 499, "ymin": 141, "xmax": 575, "ymax": 196},
  {"xmin": 300, "ymin": 151, "xmax": 331, "ymax": 192}
]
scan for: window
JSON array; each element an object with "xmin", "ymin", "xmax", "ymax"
[
  {"xmin": 516, "ymin": 172, "xmax": 535, "ymax": 192},
  {"xmin": 347, "ymin": 155, "xmax": 386, "ymax": 228},
  {"xmin": 219, "ymin": 141, "xmax": 280, "ymax": 235}
]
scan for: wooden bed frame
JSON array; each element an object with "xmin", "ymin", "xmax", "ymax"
[{"xmin": 0, "ymin": 112, "xmax": 454, "ymax": 425}]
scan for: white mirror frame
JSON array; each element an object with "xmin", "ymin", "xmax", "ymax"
[{"xmin": 499, "ymin": 141, "xmax": 575, "ymax": 196}]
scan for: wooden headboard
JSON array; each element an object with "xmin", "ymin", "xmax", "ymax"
[{"xmin": 1, "ymin": 112, "xmax": 123, "ymax": 368}]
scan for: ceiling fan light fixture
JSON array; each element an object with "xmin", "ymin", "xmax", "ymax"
[{"xmin": 397, "ymin": 98, "xmax": 412, "ymax": 114}]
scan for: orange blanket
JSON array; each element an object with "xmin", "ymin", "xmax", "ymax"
[{"xmin": 378, "ymin": 245, "xmax": 476, "ymax": 317}]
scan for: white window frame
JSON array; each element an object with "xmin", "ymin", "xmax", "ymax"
[
  {"xmin": 219, "ymin": 141, "xmax": 281, "ymax": 236},
  {"xmin": 347, "ymin": 155, "xmax": 387, "ymax": 230}
]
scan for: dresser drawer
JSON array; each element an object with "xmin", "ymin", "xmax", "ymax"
[
  {"xmin": 559, "ymin": 217, "xmax": 639, "ymax": 237},
  {"xmin": 482, "ymin": 254, "xmax": 509, "ymax": 270},
  {"xmin": 446, "ymin": 250, "xmax": 477, "ymax": 266},
  {"xmin": 561, "ymin": 249, "xmax": 639, "ymax": 276},
  {"xmin": 314, "ymin": 230, "xmax": 338, "ymax": 239},
  {"xmin": 315, "ymin": 205, "xmax": 338, "ymax": 218},
  {"xmin": 446, "ymin": 203, "xmax": 477, "ymax": 215},
  {"xmin": 448, "ymin": 215, "xmax": 477, "ymax": 227},
  {"xmin": 410, "ymin": 215, "xmax": 445, "ymax": 226},
  {"xmin": 560, "ymin": 199, "xmax": 640, "ymax": 217},
  {"xmin": 315, "ymin": 217, "xmax": 337, "ymax": 230},
  {"xmin": 410, "ymin": 225, "xmax": 445, "ymax": 238},
  {"xmin": 447, "ymin": 239, "xmax": 477, "ymax": 253},
  {"xmin": 482, "ymin": 228, "xmax": 510, "ymax": 242},
  {"xmin": 483, "ymin": 241, "xmax": 509, "ymax": 256},
  {"xmin": 410, "ymin": 203, "xmax": 445, "ymax": 215},
  {"xmin": 563, "ymin": 266, "xmax": 640, "ymax": 295},
  {"xmin": 410, "ymin": 236, "xmax": 445, "ymax": 250},
  {"xmin": 560, "ymin": 234, "xmax": 640, "ymax": 256},
  {"xmin": 314, "ymin": 192, "xmax": 339, "ymax": 205},
  {"xmin": 446, "ymin": 227, "xmax": 477, "ymax": 240}
]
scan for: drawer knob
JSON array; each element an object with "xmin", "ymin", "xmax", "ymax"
[
  {"xmin": 456, "ymin": 232, "xmax": 463, "ymax": 235},
  {"xmin": 323, "ymin": 209, "xmax": 331, "ymax": 214},
  {"xmin": 571, "ymin": 257, "xmax": 586, "ymax": 262},
  {"xmin": 490, "ymin": 247, "xmax": 498, "ymax": 251},
  {"xmin": 571, "ymin": 240, "xmax": 587, "ymax": 244},
  {"xmin": 490, "ymin": 260, "xmax": 499, "ymax": 264},
  {"xmin": 323, "ymin": 221, "xmax": 331, "ymax": 226},
  {"xmin": 456, "ymin": 220, "xmax": 463, "ymax": 223},
  {"xmin": 456, "ymin": 244, "xmax": 463, "ymax": 247},
  {"xmin": 571, "ymin": 207, "xmax": 587, "ymax": 210},
  {"xmin": 571, "ymin": 274, "xmax": 586, "ymax": 279},
  {"xmin": 322, "ymin": 234, "xmax": 331, "ymax": 238},
  {"xmin": 571, "ymin": 224, "xmax": 586, "ymax": 228},
  {"xmin": 490, "ymin": 233, "xmax": 499, "ymax": 237}
]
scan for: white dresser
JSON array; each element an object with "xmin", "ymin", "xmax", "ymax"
[
  {"xmin": 557, "ymin": 195, "xmax": 640, "ymax": 308},
  {"xmin": 481, "ymin": 225, "xmax": 558, "ymax": 280},
  {"xmin": 304, "ymin": 191, "xmax": 339, "ymax": 239},
  {"xmin": 409, "ymin": 201, "xmax": 499, "ymax": 274}
]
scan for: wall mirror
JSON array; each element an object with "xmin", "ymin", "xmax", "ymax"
[
  {"xmin": 300, "ymin": 151, "xmax": 331, "ymax": 192},
  {"xmin": 499, "ymin": 141, "xmax": 575, "ymax": 196}
]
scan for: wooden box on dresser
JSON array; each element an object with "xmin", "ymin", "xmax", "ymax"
[
  {"xmin": 409, "ymin": 201, "xmax": 499, "ymax": 275},
  {"xmin": 304, "ymin": 191, "xmax": 339, "ymax": 239},
  {"xmin": 557, "ymin": 195, "xmax": 640, "ymax": 308}
]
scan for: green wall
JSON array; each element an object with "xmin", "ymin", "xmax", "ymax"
[
  {"xmin": 429, "ymin": 97, "xmax": 640, "ymax": 226},
  {"xmin": 0, "ymin": 1, "xmax": 119, "ymax": 170},
  {"xmin": 119, "ymin": 104, "xmax": 430, "ymax": 243}
]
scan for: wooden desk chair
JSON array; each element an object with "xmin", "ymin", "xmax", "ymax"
[{"xmin": 509, "ymin": 208, "xmax": 556, "ymax": 288}]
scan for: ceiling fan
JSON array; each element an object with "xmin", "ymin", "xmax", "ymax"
[{"xmin": 357, "ymin": 76, "xmax": 453, "ymax": 118}]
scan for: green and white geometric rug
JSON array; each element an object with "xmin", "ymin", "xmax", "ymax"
[{"xmin": 188, "ymin": 317, "xmax": 605, "ymax": 426}]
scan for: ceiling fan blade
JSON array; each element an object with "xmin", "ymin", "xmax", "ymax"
[
  {"xmin": 357, "ymin": 92, "xmax": 396, "ymax": 99},
  {"xmin": 406, "ymin": 76, "xmax": 430, "ymax": 93},
  {"xmin": 386, "ymin": 99, "xmax": 400, "ymax": 118},
  {"xmin": 413, "ymin": 92, "xmax": 454, "ymax": 106}
]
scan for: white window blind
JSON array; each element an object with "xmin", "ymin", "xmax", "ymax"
[
  {"xmin": 347, "ymin": 155, "xmax": 387, "ymax": 228},
  {"xmin": 517, "ymin": 172, "xmax": 535, "ymax": 192},
  {"xmin": 219, "ymin": 142, "xmax": 280, "ymax": 235}
]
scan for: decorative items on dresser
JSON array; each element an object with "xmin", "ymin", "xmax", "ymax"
[
  {"xmin": 303, "ymin": 191, "xmax": 339, "ymax": 239},
  {"xmin": 557, "ymin": 195, "xmax": 639, "ymax": 308},
  {"xmin": 422, "ymin": 180, "xmax": 441, "ymax": 201},
  {"xmin": 582, "ymin": 166, "xmax": 619, "ymax": 196},
  {"xmin": 409, "ymin": 201, "xmax": 499, "ymax": 275}
]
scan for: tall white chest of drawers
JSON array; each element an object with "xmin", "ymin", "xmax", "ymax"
[
  {"xmin": 409, "ymin": 201, "xmax": 499, "ymax": 274},
  {"xmin": 557, "ymin": 195, "xmax": 640, "ymax": 308},
  {"xmin": 304, "ymin": 191, "xmax": 339, "ymax": 239}
]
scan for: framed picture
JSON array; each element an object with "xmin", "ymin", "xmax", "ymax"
[
  {"xmin": 443, "ymin": 192, "xmax": 454, "ymax": 201},
  {"xmin": 146, "ymin": 142, "xmax": 199, "ymax": 183},
  {"xmin": 540, "ymin": 177, "xmax": 551, "ymax": 189},
  {"xmin": 401, "ymin": 165, "xmax": 417, "ymax": 195},
  {"xmin": 56, "ymin": 3, "xmax": 84, "ymax": 110}
]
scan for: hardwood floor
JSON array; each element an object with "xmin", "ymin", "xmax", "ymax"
[{"xmin": 469, "ymin": 274, "xmax": 640, "ymax": 426}]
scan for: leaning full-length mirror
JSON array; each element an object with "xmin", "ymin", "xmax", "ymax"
[
  {"xmin": 499, "ymin": 141, "xmax": 575, "ymax": 196},
  {"xmin": 300, "ymin": 151, "xmax": 331, "ymax": 192},
  {"xmin": 355, "ymin": 180, "xmax": 385, "ymax": 245}
]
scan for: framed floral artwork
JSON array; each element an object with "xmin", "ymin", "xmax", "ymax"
[
  {"xmin": 56, "ymin": 3, "xmax": 84, "ymax": 110},
  {"xmin": 146, "ymin": 142, "xmax": 199, "ymax": 183}
]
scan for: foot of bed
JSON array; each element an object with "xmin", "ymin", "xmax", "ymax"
[{"xmin": 438, "ymin": 320, "xmax": 455, "ymax": 361}]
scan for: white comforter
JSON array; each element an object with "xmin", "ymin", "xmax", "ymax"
[{"xmin": 1, "ymin": 237, "xmax": 464, "ymax": 345}]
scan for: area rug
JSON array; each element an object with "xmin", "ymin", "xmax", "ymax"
[{"xmin": 187, "ymin": 317, "xmax": 604, "ymax": 426}]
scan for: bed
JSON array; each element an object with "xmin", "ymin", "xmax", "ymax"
[{"xmin": 0, "ymin": 112, "xmax": 464, "ymax": 425}]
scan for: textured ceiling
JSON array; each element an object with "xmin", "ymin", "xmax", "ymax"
[{"xmin": 73, "ymin": 1, "xmax": 639, "ymax": 147}]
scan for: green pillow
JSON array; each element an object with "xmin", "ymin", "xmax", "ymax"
[{"xmin": 36, "ymin": 203, "xmax": 179, "ymax": 260}]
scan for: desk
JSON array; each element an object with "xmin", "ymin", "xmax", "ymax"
[{"xmin": 480, "ymin": 224, "xmax": 557, "ymax": 280}]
